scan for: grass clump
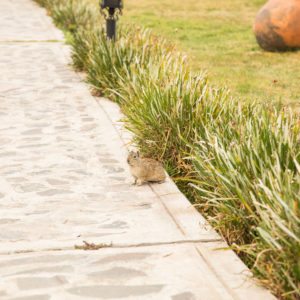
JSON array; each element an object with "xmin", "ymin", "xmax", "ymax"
[
  {"xmin": 36, "ymin": 0, "xmax": 300, "ymax": 298},
  {"xmin": 35, "ymin": 0, "xmax": 98, "ymax": 34}
]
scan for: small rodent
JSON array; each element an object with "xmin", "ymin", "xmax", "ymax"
[{"xmin": 127, "ymin": 151, "xmax": 166, "ymax": 186}]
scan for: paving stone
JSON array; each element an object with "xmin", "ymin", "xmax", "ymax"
[
  {"xmin": 6, "ymin": 177, "xmax": 28, "ymax": 183},
  {"xmin": 14, "ymin": 183, "xmax": 46, "ymax": 193},
  {"xmin": 95, "ymin": 252, "xmax": 152, "ymax": 264},
  {"xmin": 99, "ymin": 221, "xmax": 128, "ymax": 229},
  {"xmin": 46, "ymin": 179, "xmax": 69, "ymax": 186},
  {"xmin": 88, "ymin": 267, "xmax": 146, "ymax": 280},
  {"xmin": 0, "ymin": 151, "xmax": 17, "ymax": 157},
  {"xmin": 11, "ymin": 295, "xmax": 50, "ymax": 300},
  {"xmin": 21, "ymin": 129, "xmax": 43, "ymax": 135},
  {"xmin": 0, "ymin": 254, "xmax": 83, "ymax": 268},
  {"xmin": 68, "ymin": 285, "xmax": 165, "ymax": 299},
  {"xmin": 0, "ymin": 219, "xmax": 19, "ymax": 225},
  {"xmin": 172, "ymin": 292, "xmax": 197, "ymax": 300},
  {"xmin": 16, "ymin": 276, "xmax": 67, "ymax": 290},
  {"xmin": 0, "ymin": 230, "xmax": 27, "ymax": 240},
  {"xmin": 12, "ymin": 265, "xmax": 74, "ymax": 276},
  {"xmin": 37, "ymin": 189, "xmax": 73, "ymax": 196},
  {"xmin": 99, "ymin": 158, "xmax": 119, "ymax": 164},
  {"xmin": 0, "ymin": 290, "xmax": 7, "ymax": 297}
]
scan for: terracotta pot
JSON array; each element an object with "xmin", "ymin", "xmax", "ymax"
[{"xmin": 254, "ymin": 0, "xmax": 300, "ymax": 51}]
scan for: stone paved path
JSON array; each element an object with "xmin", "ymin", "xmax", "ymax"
[{"xmin": 0, "ymin": 1, "xmax": 277, "ymax": 299}]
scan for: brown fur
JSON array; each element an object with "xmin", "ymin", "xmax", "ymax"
[{"xmin": 127, "ymin": 151, "xmax": 166, "ymax": 186}]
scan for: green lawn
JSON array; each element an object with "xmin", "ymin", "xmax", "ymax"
[{"xmin": 119, "ymin": 0, "xmax": 300, "ymax": 109}]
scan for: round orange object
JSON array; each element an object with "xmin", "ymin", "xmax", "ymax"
[{"xmin": 254, "ymin": 0, "xmax": 300, "ymax": 51}]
